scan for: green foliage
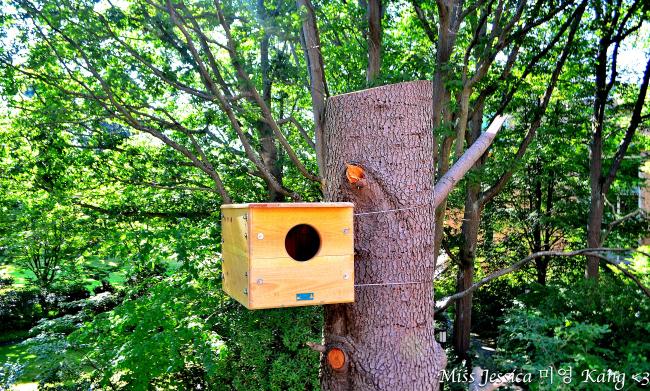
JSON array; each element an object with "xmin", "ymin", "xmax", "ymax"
[
  {"xmin": 61, "ymin": 265, "xmax": 321, "ymax": 390},
  {"xmin": 0, "ymin": 286, "xmax": 41, "ymax": 332},
  {"xmin": 0, "ymin": 362, "xmax": 24, "ymax": 390},
  {"xmin": 494, "ymin": 276, "xmax": 650, "ymax": 390}
]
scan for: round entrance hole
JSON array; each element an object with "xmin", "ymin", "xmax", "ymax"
[{"xmin": 285, "ymin": 224, "xmax": 321, "ymax": 262}]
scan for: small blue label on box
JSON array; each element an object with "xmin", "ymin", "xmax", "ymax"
[{"xmin": 296, "ymin": 293, "xmax": 314, "ymax": 301}]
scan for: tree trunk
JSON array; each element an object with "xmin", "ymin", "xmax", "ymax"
[
  {"xmin": 535, "ymin": 258, "xmax": 549, "ymax": 285},
  {"xmin": 257, "ymin": 2, "xmax": 284, "ymax": 201},
  {"xmin": 536, "ymin": 173, "xmax": 555, "ymax": 285},
  {"xmin": 366, "ymin": 0, "xmax": 382, "ymax": 84},
  {"xmin": 586, "ymin": 192, "xmax": 604, "ymax": 278},
  {"xmin": 297, "ymin": 0, "xmax": 328, "ymax": 173},
  {"xmin": 586, "ymin": 40, "xmax": 608, "ymax": 280},
  {"xmin": 453, "ymin": 107, "xmax": 484, "ymax": 362},
  {"xmin": 431, "ymin": 0, "xmax": 461, "ymax": 268},
  {"xmin": 454, "ymin": 180, "xmax": 480, "ymax": 362},
  {"xmin": 321, "ymin": 80, "xmax": 446, "ymax": 390},
  {"xmin": 531, "ymin": 164, "xmax": 544, "ymax": 284}
]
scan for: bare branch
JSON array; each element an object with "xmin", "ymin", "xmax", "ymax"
[
  {"xmin": 603, "ymin": 54, "xmax": 650, "ymax": 194},
  {"xmin": 433, "ymin": 116, "xmax": 506, "ymax": 208},
  {"xmin": 436, "ymin": 248, "xmax": 650, "ymax": 312},
  {"xmin": 601, "ymin": 208, "xmax": 647, "ymax": 243}
]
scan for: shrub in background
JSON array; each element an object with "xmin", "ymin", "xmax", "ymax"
[
  {"xmin": 493, "ymin": 275, "xmax": 650, "ymax": 390},
  {"xmin": 0, "ymin": 287, "xmax": 41, "ymax": 332}
]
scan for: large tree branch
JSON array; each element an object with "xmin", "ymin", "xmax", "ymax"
[
  {"xmin": 297, "ymin": 0, "xmax": 328, "ymax": 176},
  {"xmin": 149, "ymin": 0, "xmax": 298, "ymax": 199},
  {"xmin": 479, "ymin": 6, "xmax": 584, "ymax": 206},
  {"xmin": 433, "ymin": 116, "xmax": 506, "ymax": 208},
  {"xmin": 469, "ymin": 1, "xmax": 579, "ymax": 121},
  {"xmin": 95, "ymin": 13, "xmax": 214, "ymax": 100},
  {"xmin": 165, "ymin": 0, "xmax": 221, "ymax": 96},
  {"xmin": 602, "ymin": 54, "xmax": 650, "ymax": 194},
  {"xmin": 25, "ymin": 2, "xmax": 233, "ymax": 201},
  {"xmin": 214, "ymin": 0, "xmax": 320, "ymax": 186},
  {"xmin": 173, "ymin": 1, "xmax": 235, "ymax": 96},
  {"xmin": 410, "ymin": 0, "xmax": 437, "ymax": 43}
]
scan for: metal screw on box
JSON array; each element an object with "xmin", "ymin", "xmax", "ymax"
[
  {"xmin": 256, "ymin": 278, "xmax": 263, "ymax": 285},
  {"xmin": 257, "ymin": 233, "xmax": 264, "ymax": 240},
  {"xmin": 343, "ymin": 228, "xmax": 350, "ymax": 235},
  {"xmin": 343, "ymin": 273, "xmax": 349, "ymax": 280},
  {"xmin": 243, "ymin": 288, "xmax": 248, "ymax": 295}
]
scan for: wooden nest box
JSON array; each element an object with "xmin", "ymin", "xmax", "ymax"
[{"xmin": 220, "ymin": 202, "xmax": 355, "ymax": 309}]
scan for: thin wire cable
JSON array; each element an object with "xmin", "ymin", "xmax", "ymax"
[
  {"xmin": 351, "ymin": 202, "xmax": 436, "ymax": 287},
  {"xmin": 354, "ymin": 281, "xmax": 431, "ymax": 287},
  {"xmin": 353, "ymin": 204, "xmax": 430, "ymax": 216}
]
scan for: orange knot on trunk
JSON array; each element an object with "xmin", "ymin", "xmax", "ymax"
[
  {"xmin": 327, "ymin": 347, "xmax": 347, "ymax": 371},
  {"xmin": 345, "ymin": 164, "xmax": 366, "ymax": 188}
]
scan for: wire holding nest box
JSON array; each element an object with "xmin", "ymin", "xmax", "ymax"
[{"xmin": 220, "ymin": 202, "xmax": 355, "ymax": 309}]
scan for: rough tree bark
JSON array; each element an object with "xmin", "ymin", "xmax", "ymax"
[{"xmin": 321, "ymin": 80, "xmax": 446, "ymax": 390}]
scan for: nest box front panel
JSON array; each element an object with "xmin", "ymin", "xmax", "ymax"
[
  {"xmin": 248, "ymin": 205, "xmax": 354, "ymax": 309},
  {"xmin": 249, "ymin": 206, "xmax": 353, "ymax": 259},
  {"xmin": 248, "ymin": 254, "xmax": 354, "ymax": 308}
]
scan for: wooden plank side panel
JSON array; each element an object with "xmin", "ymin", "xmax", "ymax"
[
  {"xmin": 249, "ymin": 207, "xmax": 353, "ymax": 259},
  {"xmin": 221, "ymin": 207, "xmax": 249, "ymax": 255},
  {"xmin": 248, "ymin": 255, "xmax": 354, "ymax": 309},
  {"xmin": 222, "ymin": 251, "xmax": 251, "ymax": 308},
  {"xmin": 221, "ymin": 207, "xmax": 250, "ymax": 308}
]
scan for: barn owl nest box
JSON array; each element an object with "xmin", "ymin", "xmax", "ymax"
[{"xmin": 220, "ymin": 202, "xmax": 355, "ymax": 309}]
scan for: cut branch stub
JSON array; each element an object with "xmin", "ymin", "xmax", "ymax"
[
  {"xmin": 326, "ymin": 347, "xmax": 347, "ymax": 372},
  {"xmin": 345, "ymin": 163, "xmax": 367, "ymax": 188}
]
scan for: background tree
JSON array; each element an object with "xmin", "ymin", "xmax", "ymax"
[{"xmin": 584, "ymin": 0, "xmax": 650, "ymax": 279}]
